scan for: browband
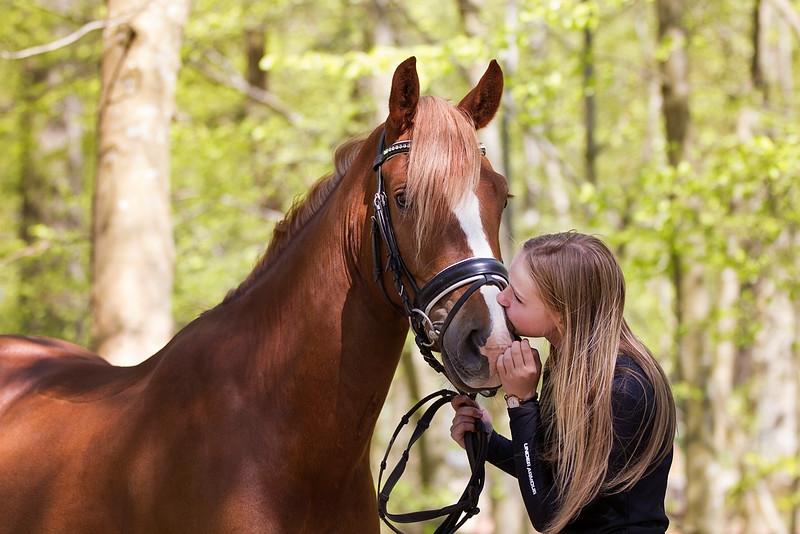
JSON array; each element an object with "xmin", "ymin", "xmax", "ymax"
[{"xmin": 373, "ymin": 140, "xmax": 486, "ymax": 171}]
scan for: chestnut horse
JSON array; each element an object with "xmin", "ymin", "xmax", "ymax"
[{"xmin": 0, "ymin": 58, "xmax": 510, "ymax": 533}]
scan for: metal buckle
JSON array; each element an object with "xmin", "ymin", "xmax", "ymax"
[{"xmin": 410, "ymin": 309, "xmax": 437, "ymax": 347}]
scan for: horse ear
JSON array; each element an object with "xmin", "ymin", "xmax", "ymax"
[
  {"xmin": 457, "ymin": 60, "xmax": 504, "ymax": 130},
  {"xmin": 387, "ymin": 56, "xmax": 420, "ymax": 137}
]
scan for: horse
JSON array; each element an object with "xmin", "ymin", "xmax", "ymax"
[{"xmin": 0, "ymin": 57, "xmax": 510, "ymax": 533}]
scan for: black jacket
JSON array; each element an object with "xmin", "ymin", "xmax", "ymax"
[{"xmin": 486, "ymin": 354, "xmax": 672, "ymax": 533}]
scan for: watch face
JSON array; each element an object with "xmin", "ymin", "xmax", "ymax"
[{"xmin": 505, "ymin": 395, "xmax": 520, "ymax": 408}]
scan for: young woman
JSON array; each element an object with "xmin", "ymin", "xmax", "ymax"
[{"xmin": 450, "ymin": 232, "xmax": 676, "ymax": 533}]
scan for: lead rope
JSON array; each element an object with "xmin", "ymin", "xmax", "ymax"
[{"xmin": 377, "ymin": 390, "xmax": 490, "ymax": 534}]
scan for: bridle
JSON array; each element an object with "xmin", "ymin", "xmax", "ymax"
[
  {"xmin": 371, "ymin": 129, "xmax": 509, "ymax": 533},
  {"xmin": 370, "ymin": 130, "xmax": 509, "ymax": 380}
]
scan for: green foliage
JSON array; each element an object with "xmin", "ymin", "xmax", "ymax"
[
  {"xmin": 0, "ymin": 1, "xmax": 100, "ymax": 341},
  {"xmin": 1, "ymin": 0, "xmax": 799, "ymax": 530}
]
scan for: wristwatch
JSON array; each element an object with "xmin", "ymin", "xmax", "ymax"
[{"xmin": 504, "ymin": 394, "xmax": 521, "ymax": 409}]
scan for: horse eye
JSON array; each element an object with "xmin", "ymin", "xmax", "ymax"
[{"xmin": 395, "ymin": 191, "xmax": 409, "ymax": 210}]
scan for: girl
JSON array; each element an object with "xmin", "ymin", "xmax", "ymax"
[{"xmin": 450, "ymin": 232, "xmax": 676, "ymax": 533}]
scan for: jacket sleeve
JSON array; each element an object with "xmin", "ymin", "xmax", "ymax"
[
  {"xmin": 486, "ymin": 431, "xmax": 515, "ymax": 475},
  {"xmin": 485, "ymin": 400, "xmax": 558, "ymax": 531}
]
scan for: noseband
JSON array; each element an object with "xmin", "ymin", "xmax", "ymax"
[
  {"xmin": 371, "ymin": 130, "xmax": 509, "ymax": 387},
  {"xmin": 371, "ymin": 129, "xmax": 508, "ymax": 533}
]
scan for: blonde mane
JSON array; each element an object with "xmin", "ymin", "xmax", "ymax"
[
  {"xmin": 223, "ymin": 96, "xmax": 481, "ymax": 304},
  {"xmin": 407, "ymin": 96, "xmax": 481, "ymax": 251},
  {"xmin": 222, "ymin": 138, "xmax": 365, "ymax": 304}
]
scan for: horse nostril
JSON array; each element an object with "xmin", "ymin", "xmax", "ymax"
[{"xmin": 469, "ymin": 328, "xmax": 488, "ymax": 352}]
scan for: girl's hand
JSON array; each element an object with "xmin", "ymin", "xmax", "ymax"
[
  {"xmin": 449, "ymin": 395, "xmax": 493, "ymax": 449},
  {"xmin": 497, "ymin": 339, "xmax": 541, "ymax": 401}
]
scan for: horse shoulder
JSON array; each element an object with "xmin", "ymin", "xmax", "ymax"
[{"xmin": 0, "ymin": 334, "xmax": 102, "ymax": 362}]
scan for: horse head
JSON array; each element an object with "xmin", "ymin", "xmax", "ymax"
[{"xmin": 372, "ymin": 57, "xmax": 512, "ymax": 394}]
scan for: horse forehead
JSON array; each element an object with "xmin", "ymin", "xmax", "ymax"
[{"xmin": 451, "ymin": 190, "xmax": 493, "ymax": 257}]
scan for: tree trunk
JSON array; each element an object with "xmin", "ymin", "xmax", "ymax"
[
  {"xmin": 366, "ymin": 0, "xmax": 394, "ymax": 123},
  {"xmin": 655, "ymin": 2, "xmax": 719, "ymax": 529},
  {"xmin": 739, "ymin": 6, "xmax": 799, "ymax": 530},
  {"xmin": 399, "ymin": 347, "xmax": 433, "ymax": 487},
  {"xmin": 92, "ymin": 0, "xmax": 190, "ymax": 365},
  {"xmin": 582, "ymin": 0, "xmax": 597, "ymax": 185},
  {"xmin": 656, "ymin": 0, "xmax": 690, "ymax": 166},
  {"xmin": 676, "ymin": 260, "xmax": 725, "ymax": 533},
  {"xmin": 245, "ymin": 26, "xmax": 267, "ymax": 93},
  {"xmin": 747, "ymin": 275, "xmax": 796, "ymax": 534},
  {"xmin": 753, "ymin": 0, "xmax": 795, "ymax": 112},
  {"xmin": 634, "ymin": 1, "xmax": 661, "ymax": 166},
  {"xmin": 792, "ymin": 291, "xmax": 800, "ymax": 534}
]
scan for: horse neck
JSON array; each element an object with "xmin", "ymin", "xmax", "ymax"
[{"xmin": 196, "ymin": 157, "xmax": 409, "ymax": 460}]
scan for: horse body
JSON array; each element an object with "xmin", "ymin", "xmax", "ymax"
[
  {"xmin": 0, "ymin": 130, "xmax": 405, "ymax": 533},
  {"xmin": 0, "ymin": 58, "xmax": 508, "ymax": 533}
]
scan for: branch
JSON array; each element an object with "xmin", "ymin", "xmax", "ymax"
[
  {"xmin": 187, "ymin": 48, "xmax": 311, "ymax": 130},
  {"xmin": 0, "ymin": 240, "xmax": 52, "ymax": 267},
  {"xmin": 0, "ymin": 3, "xmax": 150, "ymax": 61}
]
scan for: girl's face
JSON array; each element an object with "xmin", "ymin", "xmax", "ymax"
[{"xmin": 497, "ymin": 253, "xmax": 563, "ymax": 346}]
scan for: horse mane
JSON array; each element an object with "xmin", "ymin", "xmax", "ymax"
[
  {"xmin": 406, "ymin": 96, "xmax": 481, "ymax": 251},
  {"xmin": 221, "ymin": 95, "xmax": 480, "ymax": 304},
  {"xmin": 221, "ymin": 137, "xmax": 366, "ymax": 304}
]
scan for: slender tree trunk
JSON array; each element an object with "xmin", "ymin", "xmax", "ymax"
[
  {"xmin": 754, "ymin": 0, "xmax": 795, "ymax": 112},
  {"xmin": 399, "ymin": 348, "xmax": 433, "ymax": 487},
  {"xmin": 676, "ymin": 261, "xmax": 725, "ymax": 533},
  {"xmin": 367, "ymin": 0, "xmax": 394, "ymax": 122},
  {"xmin": 582, "ymin": 0, "xmax": 597, "ymax": 185},
  {"xmin": 245, "ymin": 27, "xmax": 267, "ymax": 93},
  {"xmin": 241, "ymin": 19, "xmax": 280, "ymax": 212},
  {"xmin": 752, "ymin": 0, "xmax": 766, "ymax": 96},
  {"xmin": 92, "ymin": 0, "xmax": 190, "ymax": 365},
  {"xmin": 655, "ymin": 1, "xmax": 722, "ymax": 531},
  {"xmin": 740, "ymin": 6, "xmax": 799, "ymax": 530},
  {"xmin": 499, "ymin": 0, "xmax": 518, "ymax": 261},
  {"xmin": 792, "ymin": 290, "xmax": 800, "ymax": 534},
  {"xmin": 656, "ymin": 0, "xmax": 690, "ymax": 166},
  {"xmin": 634, "ymin": 1, "xmax": 661, "ymax": 166},
  {"xmin": 748, "ymin": 274, "xmax": 795, "ymax": 534}
]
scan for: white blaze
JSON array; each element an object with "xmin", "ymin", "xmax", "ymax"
[{"xmin": 452, "ymin": 191, "xmax": 512, "ymax": 382}]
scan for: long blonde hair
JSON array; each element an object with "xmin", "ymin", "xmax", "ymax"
[{"xmin": 521, "ymin": 232, "xmax": 676, "ymax": 533}]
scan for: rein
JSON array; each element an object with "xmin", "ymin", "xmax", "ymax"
[
  {"xmin": 377, "ymin": 389, "xmax": 489, "ymax": 534},
  {"xmin": 371, "ymin": 130, "xmax": 506, "ymax": 533}
]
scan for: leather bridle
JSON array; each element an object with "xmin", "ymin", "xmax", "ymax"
[
  {"xmin": 371, "ymin": 129, "xmax": 508, "ymax": 533},
  {"xmin": 371, "ymin": 130, "xmax": 509, "ymax": 380}
]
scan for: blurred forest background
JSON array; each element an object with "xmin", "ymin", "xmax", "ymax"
[{"xmin": 1, "ymin": 0, "xmax": 799, "ymax": 532}]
